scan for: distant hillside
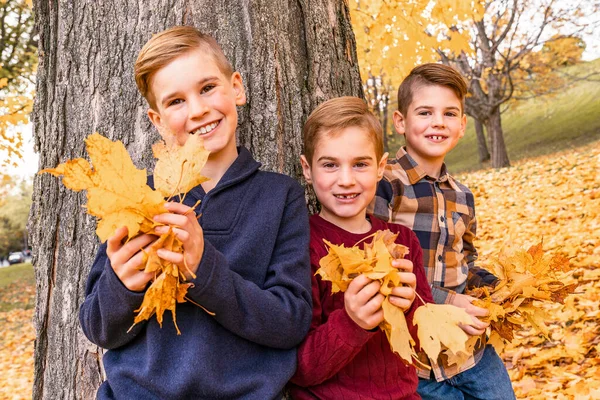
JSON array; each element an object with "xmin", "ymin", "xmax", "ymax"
[
  {"xmin": 445, "ymin": 58, "xmax": 600, "ymax": 173},
  {"xmin": 385, "ymin": 59, "xmax": 600, "ymax": 173}
]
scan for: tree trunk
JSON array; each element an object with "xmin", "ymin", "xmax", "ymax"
[
  {"xmin": 29, "ymin": 1, "xmax": 363, "ymax": 399},
  {"xmin": 485, "ymin": 107, "xmax": 510, "ymax": 168},
  {"xmin": 473, "ymin": 117, "xmax": 490, "ymax": 164}
]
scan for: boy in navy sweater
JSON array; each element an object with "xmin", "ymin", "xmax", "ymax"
[
  {"xmin": 288, "ymin": 97, "xmax": 434, "ymax": 399},
  {"xmin": 79, "ymin": 26, "xmax": 312, "ymax": 400}
]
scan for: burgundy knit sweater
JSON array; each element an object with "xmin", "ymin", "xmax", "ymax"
[{"xmin": 288, "ymin": 214, "xmax": 434, "ymax": 400}]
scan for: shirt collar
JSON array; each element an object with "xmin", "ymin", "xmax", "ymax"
[{"xmin": 395, "ymin": 146, "xmax": 450, "ymax": 184}]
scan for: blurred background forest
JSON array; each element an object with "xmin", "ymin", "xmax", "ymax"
[{"xmin": 0, "ymin": 0, "xmax": 599, "ymax": 399}]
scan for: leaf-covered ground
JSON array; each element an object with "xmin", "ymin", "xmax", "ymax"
[
  {"xmin": 458, "ymin": 140, "xmax": 600, "ymax": 399},
  {"xmin": 1, "ymin": 140, "xmax": 599, "ymax": 399},
  {"xmin": 0, "ymin": 264, "xmax": 35, "ymax": 400}
]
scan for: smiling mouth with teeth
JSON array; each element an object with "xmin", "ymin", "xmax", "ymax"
[
  {"xmin": 427, "ymin": 135, "xmax": 446, "ymax": 140},
  {"xmin": 335, "ymin": 194, "xmax": 359, "ymax": 199},
  {"xmin": 191, "ymin": 121, "xmax": 219, "ymax": 136}
]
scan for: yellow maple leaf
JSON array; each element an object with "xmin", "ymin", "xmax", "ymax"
[
  {"xmin": 381, "ymin": 297, "xmax": 416, "ymax": 363},
  {"xmin": 444, "ymin": 335, "xmax": 482, "ymax": 368},
  {"xmin": 317, "ymin": 230, "xmax": 418, "ymax": 363},
  {"xmin": 40, "ymin": 133, "xmax": 167, "ymax": 242},
  {"xmin": 152, "ymin": 133, "xmax": 210, "ymax": 197},
  {"xmin": 40, "ymin": 132, "xmax": 212, "ymax": 334},
  {"xmin": 413, "ymin": 303, "xmax": 473, "ymax": 363},
  {"xmin": 132, "ymin": 262, "xmax": 192, "ymax": 335},
  {"xmin": 467, "ymin": 240, "xmax": 578, "ymax": 348}
]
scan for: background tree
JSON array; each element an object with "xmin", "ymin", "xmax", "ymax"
[
  {"xmin": 349, "ymin": 0, "xmax": 599, "ymax": 168},
  {"xmin": 0, "ymin": 0, "xmax": 37, "ymax": 178},
  {"xmin": 30, "ymin": 1, "xmax": 363, "ymax": 398},
  {"xmin": 349, "ymin": 0, "xmax": 484, "ymax": 158},
  {"xmin": 364, "ymin": 74, "xmax": 393, "ymax": 152},
  {"xmin": 438, "ymin": 0, "xmax": 599, "ymax": 168}
]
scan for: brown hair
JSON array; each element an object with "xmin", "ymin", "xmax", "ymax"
[
  {"xmin": 135, "ymin": 26, "xmax": 234, "ymax": 109},
  {"xmin": 303, "ymin": 96, "xmax": 383, "ymax": 164},
  {"xmin": 397, "ymin": 63, "xmax": 467, "ymax": 116}
]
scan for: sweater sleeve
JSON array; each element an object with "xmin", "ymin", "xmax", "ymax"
[
  {"xmin": 79, "ymin": 243, "xmax": 148, "ymax": 349},
  {"xmin": 184, "ymin": 185, "xmax": 313, "ymax": 350},
  {"xmin": 290, "ymin": 251, "xmax": 376, "ymax": 387}
]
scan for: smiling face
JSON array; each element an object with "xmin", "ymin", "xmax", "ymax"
[
  {"xmin": 147, "ymin": 48, "xmax": 246, "ymax": 167},
  {"xmin": 394, "ymin": 84, "xmax": 466, "ymax": 177},
  {"xmin": 301, "ymin": 126, "xmax": 387, "ymax": 233}
]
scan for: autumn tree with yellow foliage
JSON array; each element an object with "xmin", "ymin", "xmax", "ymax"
[
  {"xmin": 349, "ymin": 0, "xmax": 598, "ymax": 168},
  {"xmin": 0, "ymin": 0, "xmax": 37, "ymax": 177}
]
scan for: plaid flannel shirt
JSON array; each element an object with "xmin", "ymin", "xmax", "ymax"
[{"xmin": 369, "ymin": 147, "xmax": 499, "ymax": 381}]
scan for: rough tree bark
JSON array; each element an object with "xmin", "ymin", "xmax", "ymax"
[
  {"xmin": 486, "ymin": 106, "xmax": 510, "ymax": 169},
  {"xmin": 28, "ymin": 1, "xmax": 363, "ymax": 399}
]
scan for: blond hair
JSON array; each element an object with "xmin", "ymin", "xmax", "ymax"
[
  {"xmin": 303, "ymin": 97, "xmax": 384, "ymax": 164},
  {"xmin": 397, "ymin": 63, "xmax": 468, "ymax": 116},
  {"xmin": 135, "ymin": 26, "xmax": 234, "ymax": 109}
]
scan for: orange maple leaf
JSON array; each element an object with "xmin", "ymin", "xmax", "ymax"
[{"xmin": 467, "ymin": 240, "xmax": 579, "ymax": 351}]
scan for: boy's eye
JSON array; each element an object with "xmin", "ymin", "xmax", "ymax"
[
  {"xmin": 201, "ymin": 84, "xmax": 216, "ymax": 94},
  {"xmin": 418, "ymin": 110, "xmax": 431, "ymax": 116},
  {"xmin": 322, "ymin": 162, "xmax": 336, "ymax": 169},
  {"xmin": 355, "ymin": 162, "xmax": 368, "ymax": 168},
  {"xmin": 445, "ymin": 112, "xmax": 458, "ymax": 117},
  {"xmin": 168, "ymin": 98, "xmax": 183, "ymax": 106}
]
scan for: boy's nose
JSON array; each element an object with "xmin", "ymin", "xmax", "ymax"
[
  {"xmin": 189, "ymin": 97, "xmax": 209, "ymax": 118},
  {"xmin": 431, "ymin": 113, "xmax": 445, "ymax": 127},
  {"xmin": 337, "ymin": 167, "xmax": 355, "ymax": 186}
]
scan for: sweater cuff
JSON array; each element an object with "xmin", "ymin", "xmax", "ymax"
[
  {"xmin": 103, "ymin": 258, "xmax": 146, "ymax": 306},
  {"xmin": 329, "ymin": 308, "xmax": 377, "ymax": 348},
  {"xmin": 185, "ymin": 240, "xmax": 226, "ymax": 305}
]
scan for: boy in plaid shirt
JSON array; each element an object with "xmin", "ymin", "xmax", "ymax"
[{"xmin": 371, "ymin": 64, "xmax": 515, "ymax": 399}]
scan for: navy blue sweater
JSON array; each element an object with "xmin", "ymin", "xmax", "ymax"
[{"xmin": 79, "ymin": 147, "xmax": 312, "ymax": 399}]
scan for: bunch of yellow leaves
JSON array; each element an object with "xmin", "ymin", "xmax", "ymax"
[
  {"xmin": 467, "ymin": 241, "xmax": 579, "ymax": 353},
  {"xmin": 40, "ymin": 132, "xmax": 211, "ymax": 334},
  {"xmin": 317, "ymin": 230, "xmax": 473, "ymax": 366}
]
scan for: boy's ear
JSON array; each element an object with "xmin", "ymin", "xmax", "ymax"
[
  {"xmin": 147, "ymin": 107, "xmax": 161, "ymax": 129},
  {"xmin": 300, "ymin": 155, "xmax": 313, "ymax": 184},
  {"xmin": 392, "ymin": 110, "xmax": 406, "ymax": 135},
  {"xmin": 147, "ymin": 108, "xmax": 174, "ymax": 144},
  {"xmin": 377, "ymin": 152, "xmax": 388, "ymax": 181},
  {"xmin": 459, "ymin": 113, "xmax": 467, "ymax": 138},
  {"xmin": 231, "ymin": 72, "xmax": 247, "ymax": 106}
]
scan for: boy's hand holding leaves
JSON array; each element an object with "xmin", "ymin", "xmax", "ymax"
[
  {"xmin": 107, "ymin": 226, "xmax": 156, "ymax": 292},
  {"xmin": 344, "ymin": 275, "xmax": 385, "ymax": 330},
  {"xmin": 40, "ymin": 133, "xmax": 211, "ymax": 334},
  {"xmin": 450, "ymin": 293, "xmax": 491, "ymax": 336},
  {"xmin": 465, "ymin": 241, "xmax": 578, "ymax": 354}
]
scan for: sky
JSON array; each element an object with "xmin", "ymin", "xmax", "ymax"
[{"xmin": 3, "ymin": 124, "xmax": 37, "ymax": 181}]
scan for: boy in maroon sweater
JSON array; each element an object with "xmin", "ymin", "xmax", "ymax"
[{"xmin": 288, "ymin": 97, "xmax": 434, "ymax": 399}]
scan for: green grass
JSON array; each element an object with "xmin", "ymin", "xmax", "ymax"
[
  {"xmin": 388, "ymin": 59, "xmax": 600, "ymax": 173},
  {"xmin": 0, "ymin": 263, "xmax": 35, "ymax": 312},
  {"xmin": 445, "ymin": 59, "xmax": 600, "ymax": 172}
]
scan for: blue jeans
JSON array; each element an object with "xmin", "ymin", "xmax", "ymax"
[{"xmin": 417, "ymin": 345, "xmax": 515, "ymax": 400}]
